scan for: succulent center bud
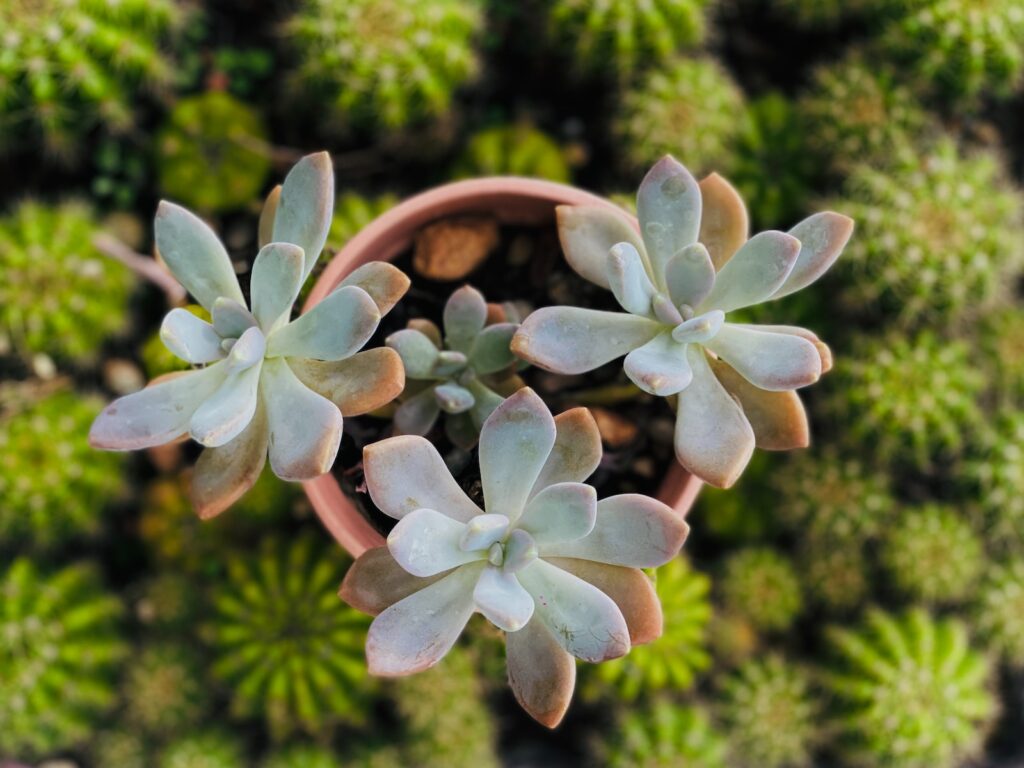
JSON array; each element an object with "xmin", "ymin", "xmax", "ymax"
[{"xmin": 671, "ymin": 309, "xmax": 726, "ymax": 345}]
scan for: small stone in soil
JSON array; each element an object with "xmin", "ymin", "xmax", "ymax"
[{"xmin": 413, "ymin": 215, "xmax": 499, "ymax": 280}]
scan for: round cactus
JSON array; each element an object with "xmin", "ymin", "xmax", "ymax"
[
  {"xmin": 93, "ymin": 730, "xmax": 150, "ymax": 768},
  {"xmin": 157, "ymin": 91, "xmax": 271, "ymax": 213},
  {"xmin": 717, "ymin": 656, "xmax": 820, "ymax": 768},
  {"xmin": 133, "ymin": 572, "xmax": 201, "ymax": 633},
  {"xmin": 122, "ymin": 642, "xmax": 209, "ymax": 737},
  {"xmin": 974, "ymin": 559, "xmax": 1024, "ymax": 666},
  {"xmin": 963, "ymin": 411, "xmax": 1024, "ymax": 552},
  {"xmin": 546, "ymin": 0, "xmax": 710, "ymax": 79},
  {"xmin": 719, "ymin": 548, "xmax": 803, "ymax": 633},
  {"xmin": 602, "ymin": 699, "xmax": 729, "ymax": 768},
  {"xmin": 880, "ymin": 505, "xmax": 984, "ymax": 604},
  {"xmin": 589, "ymin": 556, "xmax": 712, "ymax": 699},
  {"xmin": 829, "ymin": 141, "xmax": 1024, "ymax": 328},
  {"xmin": 453, "ymin": 123, "xmax": 572, "ymax": 182},
  {"xmin": 824, "ymin": 608, "xmax": 997, "ymax": 768},
  {"xmin": 977, "ymin": 307, "xmax": 1024, "ymax": 409},
  {"xmin": 262, "ymin": 745, "xmax": 342, "ymax": 768},
  {"xmin": 797, "ymin": 539, "xmax": 870, "ymax": 613},
  {"xmin": 204, "ymin": 532, "xmax": 373, "ymax": 740},
  {"xmin": 0, "ymin": 558, "xmax": 127, "ymax": 759},
  {"xmin": 616, "ymin": 56, "xmax": 747, "ymax": 177},
  {"xmin": 0, "ymin": 389, "xmax": 125, "ymax": 549},
  {"xmin": 159, "ymin": 731, "xmax": 245, "ymax": 768},
  {"xmin": 0, "ymin": 0, "xmax": 181, "ymax": 157},
  {"xmin": 286, "ymin": 0, "xmax": 483, "ymax": 131},
  {"xmin": 0, "ymin": 200, "xmax": 133, "ymax": 363}
]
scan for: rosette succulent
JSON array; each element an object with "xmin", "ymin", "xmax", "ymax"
[
  {"xmin": 340, "ymin": 389, "xmax": 689, "ymax": 727},
  {"xmin": 387, "ymin": 285, "xmax": 522, "ymax": 447},
  {"xmin": 974, "ymin": 559, "xmax": 1024, "ymax": 666},
  {"xmin": 514, "ymin": 156, "xmax": 851, "ymax": 487},
  {"xmin": 90, "ymin": 152, "xmax": 409, "ymax": 517},
  {"xmin": 964, "ymin": 411, "xmax": 1024, "ymax": 551},
  {"xmin": 719, "ymin": 548, "xmax": 803, "ymax": 632}
]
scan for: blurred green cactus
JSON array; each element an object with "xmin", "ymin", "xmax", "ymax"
[
  {"xmin": 770, "ymin": 0, "xmax": 870, "ymax": 26},
  {"xmin": 122, "ymin": 642, "xmax": 209, "ymax": 737},
  {"xmin": 797, "ymin": 540, "xmax": 870, "ymax": 613},
  {"xmin": 93, "ymin": 729, "xmax": 150, "ymax": 768},
  {"xmin": 824, "ymin": 608, "xmax": 996, "ymax": 768},
  {"xmin": 974, "ymin": 559, "xmax": 1024, "ymax": 667},
  {"xmin": 159, "ymin": 731, "xmax": 245, "ymax": 768},
  {"xmin": 719, "ymin": 548, "xmax": 803, "ymax": 633},
  {"xmin": 157, "ymin": 91, "xmax": 271, "ymax": 213},
  {"xmin": 963, "ymin": 411, "xmax": 1024, "ymax": 552},
  {"xmin": 602, "ymin": 699, "xmax": 729, "ymax": 768},
  {"xmin": 453, "ymin": 123, "xmax": 571, "ymax": 182},
  {"xmin": 977, "ymin": 307, "xmax": 1024, "ymax": 409},
  {"xmin": 262, "ymin": 745, "xmax": 342, "ymax": 768},
  {"xmin": 133, "ymin": 572, "xmax": 201, "ymax": 633},
  {"xmin": 287, "ymin": 0, "xmax": 483, "ymax": 131},
  {"xmin": 0, "ymin": 558, "xmax": 127, "ymax": 759},
  {"xmin": 0, "ymin": 200, "xmax": 133, "ymax": 363},
  {"xmin": 0, "ymin": 389, "xmax": 125, "ymax": 550}
]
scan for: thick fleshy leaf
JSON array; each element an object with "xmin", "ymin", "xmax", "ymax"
[
  {"xmin": 260, "ymin": 357, "xmax": 343, "ymax": 480},
  {"xmin": 443, "ymin": 285, "xmax": 488, "ymax": 352},
  {"xmin": 189, "ymin": 361, "xmax": 262, "ymax": 447},
  {"xmin": 257, "ymin": 185, "xmax": 281, "ymax": 249},
  {"xmin": 340, "ymin": 547, "xmax": 444, "ymax": 616},
  {"xmin": 289, "ymin": 348, "xmax": 404, "ymax": 416},
  {"xmin": 459, "ymin": 514, "xmax": 510, "ymax": 551},
  {"xmin": 271, "ymin": 151, "xmax": 334, "ymax": 279},
  {"xmin": 339, "ymin": 261, "xmax": 410, "ymax": 314},
  {"xmin": 503, "ymin": 529, "xmax": 540, "ymax": 573},
  {"xmin": 709, "ymin": 357, "xmax": 809, "ymax": 451},
  {"xmin": 636, "ymin": 156, "xmax": 702, "ymax": 285},
  {"xmin": 699, "ymin": 231, "xmax": 801, "ymax": 313},
  {"xmin": 366, "ymin": 563, "xmax": 484, "ymax": 676},
  {"xmin": 506, "ymin": 616, "xmax": 576, "ymax": 728},
  {"xmin": 549, "ymin": 558, "xmax": 662, "ymax": 645},
  {"xmin": 705, "ymin": 324, "xmax": 821, "ymax": 391},
  {"xmin": 474, "ymin": 566, "xmax": 534, "ymax": 632},
  {"xmin": 540, "ymin": 494, "xmax": 688, "ymax": 568},
  {"xmin": 250, "ymin": 242, "xmax": 305, "ymax": 332},
  {"xmin": 698, "ymin": 173, "xmax": 749, "ymax": 270},
  {"xmin": 267, "ymin": 285, "xmax": 379, "ymax": 361},
  {"xmin": 665, "ymin": 242, "xmax": 716, "ymax": 309},
  {"xmin": 623, "ymin": 332, "xmax": 693, "ymax": 397},
  {"xmin": 518, "ymin": 482, "xmax": 597, "ymax": 545},
  {"xmin": 408, "ymin": 318, "xmax": 442, "ymax": 348},
  {"xmin": 467, "ymin": 379, "xmax": 506, "ymax": 428},
  {"xmin": 434, "ymin": 383, "xmax": 474, "ymax": 414},
  {"xmin": 606, "ymin": 242, "xmax": 657, "ymax": 317},
  {"xmin": 774, "ymin": 212, "xmax": 854, "ymax": 300},
  {"xmin": 191, "ymin": 402, "xmax": 269, "ymax": 519},
  {"xmin": 748, "ymin": 324, "xmax": 833, "ymax": 374},
  {"xmin": 223, "ymin": 326, "xmax": 266, "ymax": 372},
  {"xmin": 516, "ymin": 559, "xmax": 630, "ymax": 663},
  {"xmin": 155, "ymin": 201, "xmax": 244, "ymax": 310},
  {"xmin": 512, "ymin": 307, "xmax": 660, "ymax": 374},
  {"xmin": 469, "ymin": 323, "xmax": 517, "ymax": 374},
  {"xmin": 670, "ymin": 310, "xmax": 725, "ymax": 344},
  {"xmin": 674, "ymin": 346, "xmax": 755, "ymax": 488},
  {"xmin": 479, "ymin": 388, "xmax": 556, "ymax": 522},
  {"xmin": 555, "ymin": 204, "xmax": 643, "ymax": 289},
  {"xmin": 90, "ymin": 363, "xmax": 228, "ymax": 450},
  {"xmin": 363, "ymin": 435, "xmax": 482, "ymax": 522},
  {"xmin": 160, "ymin": 308, "xmax": 224, "ymax": 364},
  {"xmin": 394, "ymin": 387, "xmax": 442, "ymax": 435},
  {"xmin": 386, "ymin": 329, "xmax": 441, "ymax": 378},
  {"xmin": 388, "ymin": 508, "xmax": 482, "ymax": 577},
  {"xmin": 212, "ymin": 298, "xmax": 257, "ymax": 339},
  {"xmin": 530, "ymin": 408, "xmax": 602, "ymax": 497}
]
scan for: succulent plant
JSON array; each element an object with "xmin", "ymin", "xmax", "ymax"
[
  {"xmin": 514, "ymin": 156, "xmax": 850, "ymax": 488},
  {"xmin": 261, "ymin": 745, "xmax": 342, "ymax": 768},
  {"xmin": 601, "ymin": 699, "xmax": 729, "ymax": 768},
  {"xmin": 829, "ymin": 140, "xmax": 1024, "ymax": 328},
  {"xmin": 824, "ymin": 608, "xmax": 997, "ymax": 768},
  {"xmin": 974, "ymin": 559, "xmax": 1024, "ymax": 666},
  {"xmin": 340, "ymin": 389, "xmax": 690, "ymax": 727},
  {"xmin": 978, "ymin": 307, "xmax": 1024, "ymax": 409},
  {"xmin": 142, "ymin": 305, "xmax": 210, "ymax": 379},
  {"xmin": 157, "ymin": 91, "xmax": 271, "ymax": 214},
  {"xmin": 963, "ymin": 411, "xmax": 1024, "ymax": 552},
  {"xmin": 93, "ymin": 729, "xmax": 150, "ymax": 768},
  {"xmin": 388, "ymin": 285, "xmax": 523, "ymax": 448},
  {"xmin": 0, "ymin": 0, "xmax": 181, "ymax": 157},
  {"xmin": 286, "ymin": 0, "xmax": 483, "ymax": 131},
  {"xmin": 719, "ymin": 548, "xmax": 803, "ymax": 633},
  {"xmin": 0, "ymin": 388, "xmax": 125, "ymax": 549},
  {"xmin": 91, "ymin": 152, "xmax": 409, "ymax": 517},
  {"xmin": 122, "ymin": 642, "xmax": 209, "ymax": 737},
  {"xmin": 707, "ymin": 610, "xmax": 760, "ymax": 668},
  {"xmin": 0, "ymin": 200, "xmax": 133, "ymax": 363},
  {"xmin": 797, "ymin": 539, "xmax": 870, "ymax": 613},
  {"xmin": 717, "ymin": 655, "xmax": 820, "ymax": 768},
  {"xmin": 133, "ymin": 572, "xmax": 201, "ymax": 633},
  {"xmin": 0, "ymin": 558, "xmax": 127, "ymax": 759},
  {"xmin": 453, "ymin": 123, "xmax": 572, "ymax": 182},
  {"xmin": 616, "ymin": 58, "xmax": 747, "ymax": 177},
  {"xmin": 880, "ymin": 505, "xmax": 983, "ymax": 605},
  {"xmin": 159, "ymin": 731, "xmax": 245, "ymax": 768},
  {"xmin": 588, "ymin": 555, "xmax": 712, "ymax": 700},
  {"xmin": 546, "ymin": 0, "xmax": 709, "ymax": 79},
  {"xmin": 823, "ymin": 331, "xmax": 984, "ymax": 470},
  {"xmin": 205, "ymin": 531, "xmax": 373, "ymax": 740}
]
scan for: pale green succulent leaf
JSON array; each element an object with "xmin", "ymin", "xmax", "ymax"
[
  {"xmin": 387, "ymin": 329, "xmax": 441, "ymax": 378},
  {"xmin": 665, "ymin": 242, "xmax": 716, "ymax": 309},
  {"xmin": 699, "ymin": 231, "xmax": 801, "ymax": 313},
  {"xmin": 251, "ymin": 242, "xmax": 305, "ymax": 332},
  {"xmin": 473, "ymin": 566, "xmax": 534, "ymax": 632},
  {"xmin": 338, "ymin": 261, "xmax": 410, "ymax": 315},
  {"xmin": 773, "ymin": 211, "xmax": 854, "ymax": 299},
  {"xmin": 556, "ymin": 204, "xmax": 642, "ymax": 290},
  {"xmin": 443, "ymin": 284, "xmax": 488, "ymax": 352},
  {"xmin": 190, "ymin": 361, "xmax": 262, "ymax": 448},
  {"xmin": 469, "ymin": 323, "xmax": 518, "ymax": 374},
  {"xmin": 160, "ymin": 308, "xmax": 225, "ymax": 364},
  {"xmin": 387, "ymin": 508, "xmax": 483, "ymax": 577},
  {"xmin": 394, "ymin": 387, "xmax": 442, "ymax": 436},
  {"xmin": 624, "ymin": 331, "xmax": 693, "ymax": 396},
  {"xmin": 518, "ymin": 482, "xmax": 597, "ymax": 545},
  {"xmin": 607, "ymin": 242, "xmax": 658, "ymax": 316},
  {"xmin": 636, "ymin": 155, "xmax": 702, "ymax": 287},
  {"xmin": 271, "ymin": 151, "xmax": 334, "ymax": 280},
  {"xmin": 434, "ymin": 382, "xmax": 475, "ymax": 414},
  {"xmin": 705, "ymin": 324, "xmax": 821, "ymax": 391},
  {"xmin": 212, "ymin": 298, "xmax": 257, "ymax": 339},
  {"xmin": 267, "ymin": 285, "xmax": 379, "ymax": 361}
]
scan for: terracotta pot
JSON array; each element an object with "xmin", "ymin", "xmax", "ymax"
[{"xmin": 302, "ymin": 177, "xmax": 703, "ymax": 558}]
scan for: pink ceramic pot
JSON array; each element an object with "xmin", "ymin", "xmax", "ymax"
[{"xmin": 302, "ymin": 177, "xmax": 703, "ymax": 558}]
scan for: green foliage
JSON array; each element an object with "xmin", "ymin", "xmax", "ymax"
[
  {"xmin": 0, "ymin": 389, "xmax": 125, "ymax": 550},
  {"xmin": 829, "ymin": 141, "xmax": 1024, "ymax": 328},
  {"xmin": 616, "ymin": 56, "xmax": 747, "ymax": 177},
  {"xmin": 159, "ymin": 731, "xmax": 246, "ymax": 768},
  {"xmin": 453, "ymin": 123, "xmax": 571, "ymax": 182},
  {"xmin": 824, "ymin": 608, "xmax": 996, "ymax": 768},
  {"xmin": 880, "ymin": 505, "xmax": 983, "ymax": 604},
  {"xmin": 547, "ymin": 0, "xmax": 709, "ymax": 79},
  {"xmin": 287, "ymin": 0, "xmax": 483, "ymax": 130},
  {"xmin": 0, "ymin": 558, "xmax": 127, "ymax": 759},
  {"xmin": 974, "ymin": 559, "xmax": 1024, "ymax": 666},
  {"xmin": 717, "ymin": 656, "xmax": 819, "ymax": 768},
  {"xmin": 122, "ymin": 642, "xmax": 209, "ymax": 737},
  {"xmin": 770, "ymin": 0, "xmax": 870, "ymax": 26},
  {"xmin": 0, "ymin": 0, "xmax": 181, "ymax": 157},
  {"xmin": 261, "ymin": 744, "xmax": 342, "ymax": 768},
  {"xmin": 977, "ymin": 307, "xmax": 1024, "ymax": 409},
  {"xmin": 93, "ymin": 729, "xmax": 150, "ymax": 768},
  {"xmin": 601, "ymin": 699, "xmax": 729, "ymax": 768},
  {"xmin": 0, "ymin": 200, "xmax": 133, "ymax": 363},
  {"xmin": 719, "ymin": 548, "xmax": 803, "ymax": 632},
  {"xmin": 692, "ymin": 451, "xmax": 777, "ymax": 541},
  {"xmin": 963, "ymin": 411, "xmax": 1024, "ymax": 552},
  {"xmin": 204, "ymin": 532, "xmax": 373, "ymax": 740},
  {"xmin": 157, "ymin": 91, "xmax": 271, "ymax": 213}
]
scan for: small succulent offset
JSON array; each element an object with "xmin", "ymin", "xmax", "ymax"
[
  {"xmin": 341, "ymin": 389, "xmax": 689, "ymax": 727},
  {"xmin": 514, "ymin": 156, "xmax": 852, "ymax": 487},
  {"xmin": 388, "ymin": 285, "xmax": 522, "ymax": 448},
  {"xmin": 90, "ymin": 152, "xmax": 409, "ymax": 517}
]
